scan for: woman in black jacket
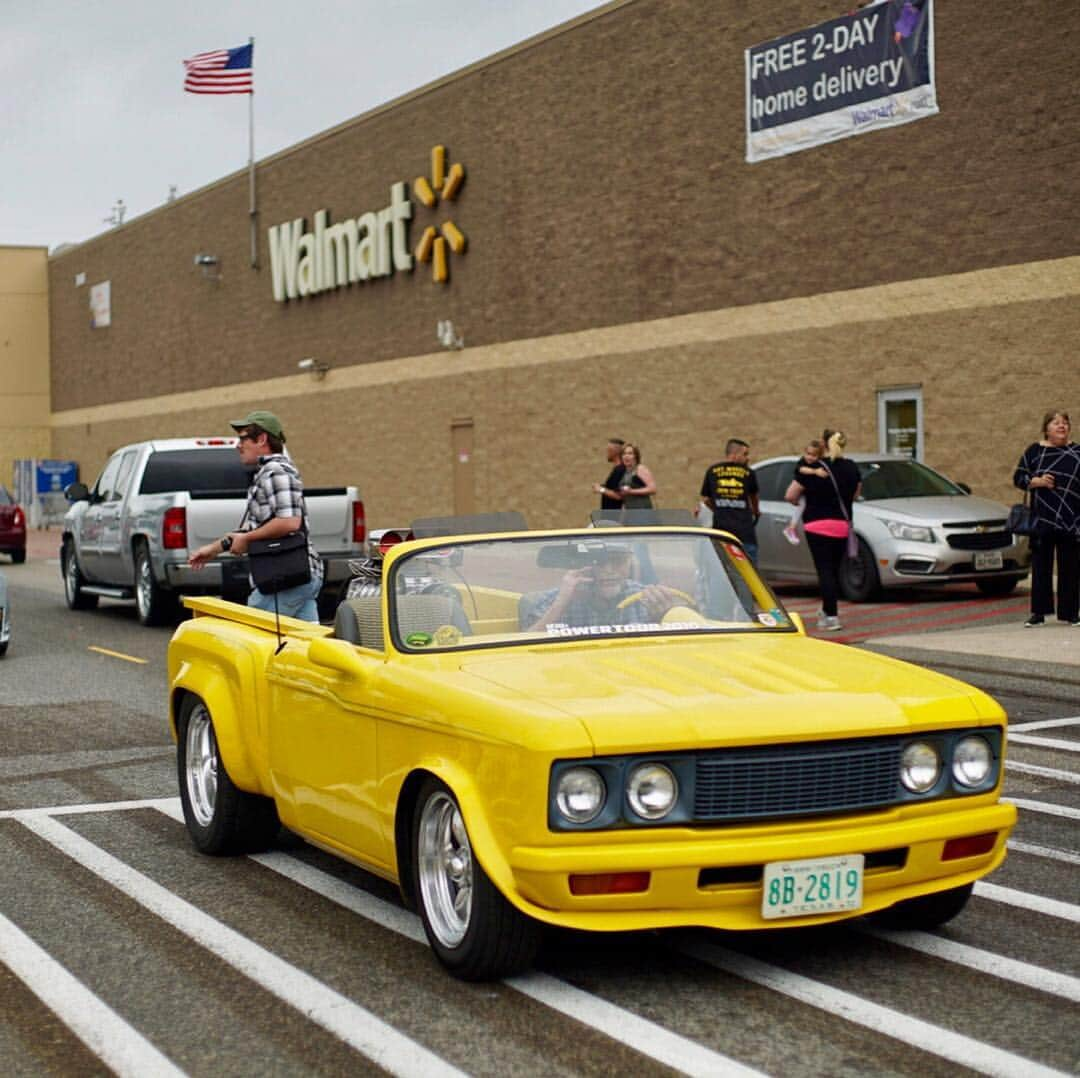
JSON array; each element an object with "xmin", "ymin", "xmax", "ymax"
[
  {"xmin": 785, "ymin": 431, "xmax": 861, "ymax": 631},
  {"xmin": 1013, "ymin": 410, "xmax": 1080, "ymax": 627}
]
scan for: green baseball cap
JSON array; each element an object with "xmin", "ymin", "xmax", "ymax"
[{"xmin": 229, "ymin": 410, "xmax": 285, "ymax": 441}]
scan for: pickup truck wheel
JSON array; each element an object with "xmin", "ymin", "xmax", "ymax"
[
  {"xmin": 62, "ymin": 539, "xmax": 98, "ymax": 610},
  {"xmin": 872, "ymin": 882, "xmax": 974, "ymax": 929},
  {"xmin": 177, "ymin": 695, "xmax": 280, "ymax": 855},
  {"xmin": 135, "ymin": 543, "xmax": 177, "ymax": 626},
  {"xmin": 413, "ymin": 778, "xmax": 541, "ymax": 980}
]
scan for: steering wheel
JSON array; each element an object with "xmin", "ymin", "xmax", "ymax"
[{"xmin": 616, "ymin": 586, "xmax": 697, "ymax": 611}]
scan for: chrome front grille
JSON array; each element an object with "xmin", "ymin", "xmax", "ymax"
[{"xmin": 693, "ymin": 737, "xmax": 902, "ymax": 821}]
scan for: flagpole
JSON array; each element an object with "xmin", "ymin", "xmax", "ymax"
[{"xmin": 248, "ymin": 36, "xmax": 258, "ymax": 268}]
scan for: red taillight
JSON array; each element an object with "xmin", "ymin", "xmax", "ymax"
[
  {"xmin": 942, "ymin": 832, "xmax": 998, "ymax": 861},
  {"xmin": 377, "ymin": 529, "xmax": 412, "ymax": 556},
  {"xmin": 162, "ymin": 507, "xmax": 187, "ymax": 549},
  {"xmin": 351, "ymin": 500, "xmax": 366, "ymax": 544},
  {"xmin": 12, "ymin": 507, "xmax": 25, "ymax": 530},
  {"xmin": 569, "ymin": 872, "xmax": 650, "ymax": 896}
]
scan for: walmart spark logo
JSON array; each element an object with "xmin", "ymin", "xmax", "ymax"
[{"xmin": 413, "ymin": 145, "xmax": 466, "ymax": 283}]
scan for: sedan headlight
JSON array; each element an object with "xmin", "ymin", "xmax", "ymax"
[
  {"xmin": 626, "ymin": 763, "xmax": 678, "ymax": 820},
  {"xmin": 952, "ymin": 736, "xmax": 993, "ymax": 787},
  {"xmin": 885, "ymin": 519, "xmax": 936, "ymax": 543},
  {"xmin": 555, "ymin": 767, "xmax": 606, "ymax": 823},
  {"xmin": 900, "ymin": 741, "xmax": 941, "ymax": 792}
]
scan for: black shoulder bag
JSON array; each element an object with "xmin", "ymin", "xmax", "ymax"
[
  {"xmin": 1007, "ymin": 447, "xmax": 1044, "ymax": 537},
  {"xmin": 247, "ymin": 524, "xmax": 312, "ymax": 594}
]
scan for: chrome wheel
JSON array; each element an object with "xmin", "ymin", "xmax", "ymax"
[
  {"xmin": 135, "ymin": 551, "xmax": 154, "ymax": 621},
  {"xmin": 64, "ymin": 549, "xmax": 78, "ymax": 603},
  {"xmin": 417, "ymin": 790, "xmax": 473, "ymax": 947},
  {"xmin": 184, "ymin": 702, "xmax": 218, "ymax": 828}
]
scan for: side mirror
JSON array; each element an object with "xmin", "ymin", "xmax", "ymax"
[
  {"xmin": 307, "ymin": 637, "xmax": 369, "ymax": 682},
  {"xmin": 65, "ymin": 482, "xmax": 90, "ymax": 503}
]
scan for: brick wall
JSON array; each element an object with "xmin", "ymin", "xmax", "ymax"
[{"xmin": 48, "ymin": 0, "xmax": 1080, "ymax": 412}]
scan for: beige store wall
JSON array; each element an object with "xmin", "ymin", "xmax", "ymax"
[
  {"xmin": 0, "ymin": 247, "xmax": 51, "ymax": 487},
  {"xmin": 51, "ymin": 257, "xmax": 1080, "ymax": 531}
]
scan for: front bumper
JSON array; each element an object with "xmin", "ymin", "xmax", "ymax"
[
  {"xmin": 503, "ymin": 800, "xmax": 1016, "ymax": 931},
  {"xmin": 877, "ymin": 536, "xmax": 1030, "ymax": 587}
]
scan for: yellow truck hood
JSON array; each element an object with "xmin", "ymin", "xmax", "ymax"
[{"xmin": 459, "ymin": 635, "xmax": 988, "ymax": 755}]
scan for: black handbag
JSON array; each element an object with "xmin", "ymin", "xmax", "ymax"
[
  {"xmin": 1006, "ymin": 494, "xmax": 1037, "ymax": 536},
  {"xmin": 247, "ymin": 527, "xmax": 312, "ymax": 593}
]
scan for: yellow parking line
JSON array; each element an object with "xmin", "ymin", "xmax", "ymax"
[{"xmin": 87, "ymin": 645, "xmax": 149, "ymax": 665}]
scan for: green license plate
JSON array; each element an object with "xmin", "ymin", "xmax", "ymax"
[{"xmin": 762, "ymin": 854, "xmax": 864, "ymax": 919}]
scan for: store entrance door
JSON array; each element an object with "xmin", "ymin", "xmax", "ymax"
[{"xmin": 877, "ymin": 388, "xmax": 923, "ymax": 460}]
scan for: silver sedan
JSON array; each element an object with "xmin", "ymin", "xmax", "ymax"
[{"xmin": 752, "ymin": 454, "xmax": 1031, "ymax": 602}]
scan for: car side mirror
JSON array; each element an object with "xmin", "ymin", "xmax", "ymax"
[
  {"xmin": 307, "ymin": 637, "xmax": 370, "ymax": 682},
  {"xmin": 956, "ymin": 482, "xmax": 972, "ymax": 494},
  {"xmin": 65, "ymin": 482, "xmax": 90, "ymax": 503}
]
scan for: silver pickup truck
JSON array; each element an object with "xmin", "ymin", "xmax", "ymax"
[{"xmin": 61, "ymin": 437, "xmax": 365, "ymax": 625}]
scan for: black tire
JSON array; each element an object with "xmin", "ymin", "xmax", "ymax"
[
  {"xmin": 62, "ymin": 539, "xmax": 98, "ymax": 610},
  {"xmin": 176, "ymin": 694, "xmax": 280, "ymax": 855},
  {"xmin": 872, "ymin": 882, "xmax": 974, "ymax": 930},
  {"xmin": 134, "ymin": 542, "xmax": 177, "ymax": 626},
  {"xmin": 10, "ymin": 549, "xmax": 25, "ymax": 565},
  {"xmin": 975, "ymin": 576, "xmax": 1020, "ymax": 597},
  {"xmin": 839, "ymin": 537, "xmax": 882, "ymax": 603},
  {"xmin": 0, "ymin": 642, "xmax": 7, "ymax": 657},
  {"xmin": 413, "ymin": 777, "xmax": 541, "ymax": 981}
]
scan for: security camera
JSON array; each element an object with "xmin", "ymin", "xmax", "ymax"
[
  {"xmin": 193, "ymin": 253, "xmax": 219, "ymax": 266},
  {"xmin": 297, "ymin": 358, "xmax": 316, "ymax": 370}
]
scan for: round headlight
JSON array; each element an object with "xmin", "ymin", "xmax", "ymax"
[
  {"xmin": 953, "ymin": 736, "xmax": 993, "ymax": 787},
  {"xmin": 900, "ymin": 742, "xmax": 941, "ymax": 793},
  {"xmin": 626, "ymin": 763, "xmax": 678, "ymax": 820},
  {"xmin": 556, "ymin": 767, "xmax": 606, "ymax": 823}
]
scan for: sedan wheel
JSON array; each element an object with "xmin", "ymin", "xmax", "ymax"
[
  {"xmin": 413, "ymin": 778, "xmax": 541, "ymax": 980},
  {"xmin": 839, "ymin": 537, "xmax": 882, "ymax": 602}
]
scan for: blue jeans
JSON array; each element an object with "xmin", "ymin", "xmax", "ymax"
[{"xmin": 248, "ymin": 575, "xmax": 322, "ymax": 623}]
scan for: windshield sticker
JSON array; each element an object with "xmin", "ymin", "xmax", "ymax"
[
  {"xmin": 544, "ymin": 621, "xmax": 715, "ymax": 637},
  {"xmin": 769, "ymin": 607, "xmax": 789, "ymax": 623},
  {"xmin": 724, "ymin": 543, "xmax": 747, "ymax": 561},
  {"xmin": 757, "ymin": 612, "xmax": 778, "ymax": 627},
  {"xmin": 406, "ymin": 631, "xmax": 433, "ymax": 647}
]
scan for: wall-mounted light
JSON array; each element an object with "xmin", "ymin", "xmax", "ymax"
[
  {"xmin": 193, "ymin": 253, "xmax": 221, "ymax": 281},
  {"xmin": 298, "ymin": 357, "xmax": 330, "ymax": 379},
  {"xmin": 437, "ymin": 319, "xmax": 464, "ymax": 350}
]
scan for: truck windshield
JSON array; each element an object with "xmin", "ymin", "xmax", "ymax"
[{"xmin": 139, "ymin": 450, "xmax": 254, "ymax": 495}]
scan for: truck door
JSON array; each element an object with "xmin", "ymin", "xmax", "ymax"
[
  {"xmin": 264, "ymin": 646, "xmax": 390, "ymax": 872},
  {"xmin": 96, "ymin": 449, "xmax": 139, "ymax": 584},
  {"xmin": 80, "ymin": 452, "xmax": 123, "ymax": 579}
]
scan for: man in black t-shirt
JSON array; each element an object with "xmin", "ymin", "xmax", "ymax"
[
  {"xmin": 700, "ymin": 438, "xmax": 760, "ymax": 562},
  {"xmin": 593, "ymin": 437, "xmax": 626, "ymax": 511}
]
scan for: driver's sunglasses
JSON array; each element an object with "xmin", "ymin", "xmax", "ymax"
[{"xmin": 236, "ymin": 430, "xmax": 259, "ymax": 443}]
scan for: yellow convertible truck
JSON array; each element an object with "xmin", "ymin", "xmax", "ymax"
[{"xmin": 168, "ymin": 520, "xmax": 1016, "ymax": 980}]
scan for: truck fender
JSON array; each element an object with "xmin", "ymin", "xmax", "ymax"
[
  {"xmin": 170, "ymin": 666, "xmax": 267, "ymax": 796},
  {"xmin": 394, "ymin": 761, "xmax": 522, "ymax": 916}
]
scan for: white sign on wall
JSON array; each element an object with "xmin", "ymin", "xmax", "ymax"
[{"xmin": 89, "ymin": 281, "xmax": 111, "ymax": 328}]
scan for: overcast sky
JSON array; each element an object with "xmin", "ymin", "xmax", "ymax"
[{"xmin": 2, "ymin": 1, "xmax": 607, "ymax": 252}]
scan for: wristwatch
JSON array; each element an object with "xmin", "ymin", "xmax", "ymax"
[{"xmin": 220, "ymin": 534, "xmax": 233, "ymax": 553}]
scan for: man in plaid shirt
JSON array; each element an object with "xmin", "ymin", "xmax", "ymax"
[{"xmin": 189, "ymin": 410, "xmax": 323, "ymax": 622}]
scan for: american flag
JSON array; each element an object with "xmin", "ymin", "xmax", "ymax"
[{"xmin": 183, "ymin": 43, "xmax": 253, "ymax": 95}]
